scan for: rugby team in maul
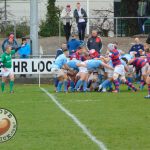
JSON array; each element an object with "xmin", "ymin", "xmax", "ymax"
[{"xmin": 51, "ymin": 38, "xmax": 150, "ymax": 99}]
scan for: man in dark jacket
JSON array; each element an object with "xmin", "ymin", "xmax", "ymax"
[
  {"xmin": 87, "ymin": 30, "xmax": 102, "ymax": 54},
  {"xmin": 74, "ymin": 2, "xmax": 87, "ymax": 41},
  {"xmin": 129, "ymin": 38, "xmax": 144, "ymax": 57}
]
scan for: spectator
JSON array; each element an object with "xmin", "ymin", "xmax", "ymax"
[
  {"xmin": 55, "ymin": 43, "xmax": 67, "ymax": 59},
  {"xmin": 67, "ymin": 33, "xmax": 80, "ymax": 55},
  {"xmin": 129, "ymin": 38, "xmax": 144, "ymax": 57},
  {"xmin": 74, "ymin": 2, "xmax": 87, "ymax": 41},
  {"xmin": 146, "ymin": 33, "xmax": 150, "ymax": 44},
  {"xmin": 18, "ymin": 37, "xmax": 31, "ymax": 58},
  {"xmin": 2, "ymin": 33, "xmax": 18, "ymax": 53},
  {"xmin": 87, "ymin": 30, "xmax": 102, "ymax": 54},
  {"xmin": 61, "ymin": 4, "xmax": 73, "ymax": 42}
]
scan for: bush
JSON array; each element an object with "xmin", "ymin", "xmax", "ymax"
[{"xmin": 0, "ymin": 21, "xmax": 30, "ymax": 38}]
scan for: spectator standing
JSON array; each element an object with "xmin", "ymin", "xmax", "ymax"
[
  {"xmin": 61, "ymin": 4, "xmax": 73, "ymax": 42},
  {"xmin": 87, "ymin": 30, "xmax": 102, "ymax": 54},
  {"xmin": 129, "ymin": 38, "xmax": 144, "ymax": 57},
  {"xmin": 2, "ymin": 33, "xmax": 18, "ymax": 53},
  {"xmin": 74, "ymin": 2, "xmax": 87, "ymax": 41},
  {"xmin": 18, "ymin": 37, "xmax": 31, "ymax": 58},
  {"xmin": 67, "ymin": 34, "xmax": 80, "ymax": 55}
]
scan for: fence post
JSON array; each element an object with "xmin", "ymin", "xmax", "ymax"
[
  {"xmin": 59, "ymin": 18, "xmax": 61, "ymax": 46},
  {"xmin": 116, "ymin": 17, "xmax": 118, "ymax": 40},
  {"xmin": 14, "ymin": 20, "xmax": 17, "ymax": 39},
  {"xmin": 38, "ymin": 55, "xmax": 41, "ymax": 88}
]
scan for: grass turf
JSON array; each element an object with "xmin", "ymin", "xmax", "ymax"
[{"xmin": 0, "ymin": 84, "xmax": 150, "ymax": 150}]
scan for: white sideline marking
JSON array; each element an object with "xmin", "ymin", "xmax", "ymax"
[{"xmin": 40, "ymin": 87, "xmax": 108, "ymax": 150}]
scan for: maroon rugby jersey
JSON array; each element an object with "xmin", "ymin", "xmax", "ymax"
[
  {"xmin": 130, "ymin": 58, "xmax": 146, "ymax": 69},
  {"xmin": 109, "ymin": 49, "xmax": 121, "ymax": 67}
]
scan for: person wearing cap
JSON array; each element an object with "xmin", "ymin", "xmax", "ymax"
[
  {"xmin": 61, "ymin": 4, "xmax": 73, "ymax": 42},
  {"xmin": 2, "ymin": 33, "xmax": 18, "ymax": 53},
  {"xmin": 67, "ymin": 33, "xmax": 81, "ymax": 55},
  {"xmin": 74, "ymin": 2, "xmax": 87, "ymax": 41},
  {"xmin": 18, "ymin": 37, "xmax": 31, "ymax": 59},
  {"xmin": 87, "ymin": 30, "xmax": 102, "ymax": 54}
]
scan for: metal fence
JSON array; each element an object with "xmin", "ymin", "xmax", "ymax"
[{"xmin": 59, "ymin": 16, "xmax": 150, "ymax": 42}]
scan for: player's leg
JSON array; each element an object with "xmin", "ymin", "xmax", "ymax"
[
  {"xmin": 121, "ymin": 76, "xmax": 137, "ymax": 92},
  {"xmin": 9, "ymin": 72, "xmax": 15, "ymax": 93},
  {"xmin": 1, "ymin": 77, "xmax": 7, "ymax": 92},
  {"xmin": 145, "ymin": 68, "xmax": 150, "ymax": 99},
  {"xmin": 63, "ymin": 73, "xmax": 68, "ymax": 93},
  {"xmin": 140, "ymin": 63, "xmax": 149, "ymax": 90},
  {"xmin": 113, "ymin": 72, "xmax": 120, "ymax": 93}
]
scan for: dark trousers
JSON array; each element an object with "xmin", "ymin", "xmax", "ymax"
[
  {"xmin": 77, "ymin": 22, "xmax": 86, "ymax": 41},
  {"xmin": 64, "ymin": 22, "xmax": 71, "ymax": 42}
]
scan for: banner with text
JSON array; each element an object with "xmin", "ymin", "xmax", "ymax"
[{"xmin": 0, "ymin": 58, "xmax": 55, "ymax": 75}]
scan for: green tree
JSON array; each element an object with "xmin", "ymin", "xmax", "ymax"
[
  {"xmin": 39, "ymin": 0, "xmax": 60, "ymax": 37},
  {"xmin": 121, "ymin": 0, "xmax": 140, "ymax": 36}
]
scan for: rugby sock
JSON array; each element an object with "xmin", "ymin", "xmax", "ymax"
[
  {"xmin": 87, "ymin": 80, "xmax": 92, "ymax": 88},
  {"xmin": 57, "ymin": 81, "xmax": 63, "ymax": 92},
  {"xmin": 127, "ymin": 77, "xmax": 133, "ymax": 90},
  {"xmin": 148, "ymin": 84, "xmax": 150, "ymax": 95},
  {"xmin": 64, "ymin": 80, "xmax": 68, "ymax": 92},
  {"xmin": 140, "ymin": 80, "xmax": 146, "ymax": 90},
  {"xmin": 1, "ymin": 82, "xmax": 5, "ymax": 92},
  {"xmin": 113, "ymin": 79, "xmax": 120, "ymax": 92},
  {"xmin": 9, "ymin": 81, "xmax": 14, "ymax": 92},
  {"xmin": 127, "ymin": 77, "xmax": 133, "ymax": 83},
  {"xmin": 83, "ymin": 81, "xmax": 87, "ymax": 92},
  {"xmin": 70, "ymin": 81, "xmax": 75, "ymax": 92},
  {"xmin": 75, "ymin": 80, "xmax": 83, "ymax": 90},
  {"xmin": 54, "ymin": 78, "xmax": 59, "ymax": 88},
  {"xmin": 125, "ymin": 81, "xmax": 137, "ymax": 91},
  {"xmin": 102, "ymin": 80, "xmax": 111, "ymax": 89},
  {"xmin": 108, "ymin": 82, "xmax": 113, "ymax": 90}
]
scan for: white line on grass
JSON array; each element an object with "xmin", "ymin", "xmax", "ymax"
[{"xmin": 40, "ymin": 87, "xmax": 108, "ymax": 150}]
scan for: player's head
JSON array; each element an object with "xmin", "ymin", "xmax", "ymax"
[
  {"xmin": 107, "ymin": 43, "xmax": 115, "ymax": 51},
  {"xmin": 89, "ymin": 49, "xmax": 99, "ymax": 59},
  {"xmin": 6, "ymin": 45, "xmax": 12, "ymax": 54},
  {"xmin": 61, "ymin": 43, "xmax": 67, "ymax": 50},
  {"xmin": 113, "ymin": 41, "xmax": 118, "ymax": 49},
  {"xmin": 121, "ymin": 57, "xmax": 128, "ymax": 64},
  {"xmin": 63, "ymin": 48, "xmax": 69, "ymax": 57}
]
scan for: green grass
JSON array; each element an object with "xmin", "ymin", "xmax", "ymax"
[{"xmin": 0, "ymin": 84, "xmax": 150, "ymax": 150}]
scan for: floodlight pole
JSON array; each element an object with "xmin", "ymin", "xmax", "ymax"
[
  {"xmin": 30, "ymin": 0, "xmax": 39, "ymax": 56},
  {"xmin": 86, "ymin": 0, "xmax": 90, "ymax": 35}
]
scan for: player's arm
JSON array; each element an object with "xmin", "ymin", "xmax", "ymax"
[
  {"xmin": 11, "ymin": 46, "xmax": 21, "ymax": 55},
  {"xmin": 63, "ymin": 64, "xmax": 73, "ymax": 72},
  {"xmin": 128, "ymin": 58, "xmax": 135, "ymax": 65},
  {"xmin": 101, "ymin": 62, "xmax": 114, "ymax": 70},
  {"xmin": 76, "ymin": 62, "xmax": 86, "ymax": 67}
]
